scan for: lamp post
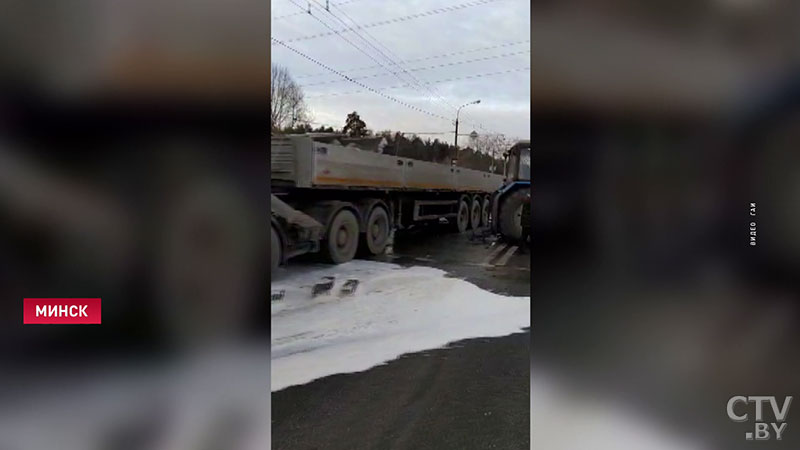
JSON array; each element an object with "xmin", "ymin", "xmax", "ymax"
[{"xmin": 454, "ymin": 99, "xmax": 480, "ymax": 154}]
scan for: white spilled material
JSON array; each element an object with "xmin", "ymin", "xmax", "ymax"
[{"xmin": 271, "ymin": 260, "xmax": 530, "ymax": 391}]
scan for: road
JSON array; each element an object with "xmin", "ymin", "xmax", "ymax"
[
  {"xmin": 378, "ymin": 225, "xmax": 530, "ymax": 297},
  {"xmin": 271, "ymin": 226, "xmax": 530, "ymax": 450}
]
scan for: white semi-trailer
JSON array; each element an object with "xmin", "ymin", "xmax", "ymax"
[{"xmin": 270, "ymin": 134, "xmax": 505, "ymax": 269}]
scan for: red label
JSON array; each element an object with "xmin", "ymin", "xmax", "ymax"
[{"xmin": 23, "ymin": 298, "xmax": 101, "ymax": 324}]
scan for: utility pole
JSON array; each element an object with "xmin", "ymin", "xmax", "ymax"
[
  {"xmin": 454, "ymin": 117, "xmax": 459, "ymax": 148},
  {"xmin": 454, "ymin": 99, "xmax": 480, "ymax": 162}
]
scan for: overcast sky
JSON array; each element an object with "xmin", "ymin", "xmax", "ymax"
[{"xmin": 271, "ymin": 0, "xmax": 530, "ymax": 144}]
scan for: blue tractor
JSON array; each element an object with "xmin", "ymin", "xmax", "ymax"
[{"xmin": 491, "ymin": 140, "xmax": 531, "ymax": 243}]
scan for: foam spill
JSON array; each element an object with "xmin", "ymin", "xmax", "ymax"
[{"xmin": 271, "ymin": 260, "xmax": 530, "ymax": 391}]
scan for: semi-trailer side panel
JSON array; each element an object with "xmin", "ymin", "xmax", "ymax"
[
  {"xmin": 270, "ymin": 134, "xmax": 504, "ymax": 266},
  {"xmin": 271, "ymin": 135, "xmax": 504, "ymax": 191}
]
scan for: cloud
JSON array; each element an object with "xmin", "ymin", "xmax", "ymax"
[{"xmin": 271, "ymin": 0, "xmax": 530, "ymax": 143}]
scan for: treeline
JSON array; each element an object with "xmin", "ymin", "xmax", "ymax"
[
  {"xmin": 377, "ymin": 132, "xmax": 503, "ymax": 174},
  {"xmin": 276, "ymin": 124, "xmax": 334, "ymax": 134}
]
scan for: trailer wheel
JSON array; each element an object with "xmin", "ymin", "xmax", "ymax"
[
  {"xmin": 499, "ymin": 189, "xmax": 530, "ymax": 242},
  {"xmin": 363, "ymin": 205, "xmax": 390, "ymax": 255},
  {"xmin": 271, "ymin": 223, "xmax": 282, "ymax": 272},
  {"xmin": 450, "ymin": 199, "xmax": 470, "ymax": 233},
  {"xmin": 481, "ymin": 195, "xmax": 491, "ymax": 227},
  {"xmin": 324, "ymin": 208, "xmax": 360, "ymax": 264},
  {"xmin": 470, "ymin": 196, "xmax": 482, "ymax": 229}
]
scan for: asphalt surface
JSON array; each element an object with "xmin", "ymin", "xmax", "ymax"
[
  {"xmin": 379, "ymin": 225, "xmax": 530, "ymax": 298},
  {"xmin": 271, "ymin": 225, "xmax": 530, "ymax": 450}
]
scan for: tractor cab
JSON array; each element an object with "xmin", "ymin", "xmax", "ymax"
[
  {"xmin": 492, "ymin": 140, "xmax": 531, "ymax": 242},
  {"xmin": 503, "ymin": 140, "xmax": 531, "ymax": 183}
]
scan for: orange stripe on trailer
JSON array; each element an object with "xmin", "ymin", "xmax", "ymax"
[
  {"xmin": 313, "ymin": 176, "xmax": 403, "ymax": 188},
  {"xmin": 314, "ymin": 176, "xmax": 483, "ymax": 191},
  {"xmin": 314, "ymin": 176, "xmax": 490, "ymax": 192},
  {"xmin": 405, "ymin": 182, "xmax": 458, "ymax": 190}
]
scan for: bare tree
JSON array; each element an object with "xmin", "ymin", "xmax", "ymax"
[
  {"xmin": 270, "ymin": 64, "xmax": 310, "ymax": 131},
  {"xmin": 473, "ymin": 134, "xmax": 510, "ymax": 173}
]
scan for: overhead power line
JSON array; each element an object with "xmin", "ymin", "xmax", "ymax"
[
  {"xmin": 325, "ymin": 0, "xmax": 504, "ymax": 137},
  {"xmin": 275, "ymin": 0, "xmax": 518, "ymax": 138},
  {"xmin": 321, "ymin": 0, "xmax": 463, "ymax": 121},
  {"xmin": 271, "ymin": 37, "xmax": 452, "ymax": 122},
  {"xmin": 301, "ymin": 0, "xmax": 462, "ymax": 123},
  {"xmin": 295, "ymin": 39, "xmax": 530, "ymax": 79},
  {"xmin": 305, "ymin": 66, "xmax": 530, "ymax": 98},
  {"xmin": 273, "ymin": 0, "xmax": 507, "ymax": 43},
  {"xmin": 272, "ymin": 0, "xmax": 367, "ymax": 20},
  {"xmin": 299, "ymin": 50, "xmax": 530, "ymax": 87}
]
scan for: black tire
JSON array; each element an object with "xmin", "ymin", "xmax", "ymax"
[
  {"xmin": 481, "ymin": 195, "xmax": 491, "ymax": 227},
  {"xmin": 521, "ymin": 199, "xmax": 531, "ymax": 243},
  {"xmin": 499, "ymin": 189, "xmax": 530, "ymax": 241},
  {"xmin": 271, "ymin": 223, "xmax": 282, "ymax": 272},
  {"xmin": 323, "ymin": 208, "xmax": 360, "ymax": 264},
  {"xmin": 363, "ymin": 205, "xmax": 390, "ymax": 255},
  {"xmin": 449, "ymin": 199, "xmax": 470, "ymax": 233},
  {"xmin": 469, "ymin": 196, "xmax": 482, "ymax": 229}
]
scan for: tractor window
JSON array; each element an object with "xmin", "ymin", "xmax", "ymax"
[{"xmin": 518, "ymin": 148, "xmax": 530, "ymax": 181}]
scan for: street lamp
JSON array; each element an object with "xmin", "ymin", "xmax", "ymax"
[{"xmin": 454, "ymin": 99, "xmax": 480, "ymax": 151}]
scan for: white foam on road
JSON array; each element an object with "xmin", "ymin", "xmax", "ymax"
[{"xmin": 271, "ymin": 260, "xmax": 530, "ymax": 391}]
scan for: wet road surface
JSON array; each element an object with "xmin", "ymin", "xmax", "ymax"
[{"xmin": 380, "ymin": 225, "xmax": 530, "ymax": 297}]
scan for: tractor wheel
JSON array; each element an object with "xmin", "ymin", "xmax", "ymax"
[
  {"xmin": 323, "ymin": 208, "xmax": 360, "ymax": 264},
  {"xmin": 521, "ymin": 199, "xmax": 531, "ymax": 242},
  {"xmin": 499, "ymin": 189, "xmax": 530, "ymax": 242}
]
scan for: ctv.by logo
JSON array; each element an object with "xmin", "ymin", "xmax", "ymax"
[{"xmin": 727, "ymin": 396, "xmax": 792, "ymax": 441}]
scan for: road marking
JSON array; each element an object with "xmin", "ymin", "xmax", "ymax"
[
  {"xmin": 494, "ymin": 245, "xmax": 518, "ymax": 266},
  {"xmin": 482, "ymin": 243, "xmax": 508, "ymax": 265}
]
